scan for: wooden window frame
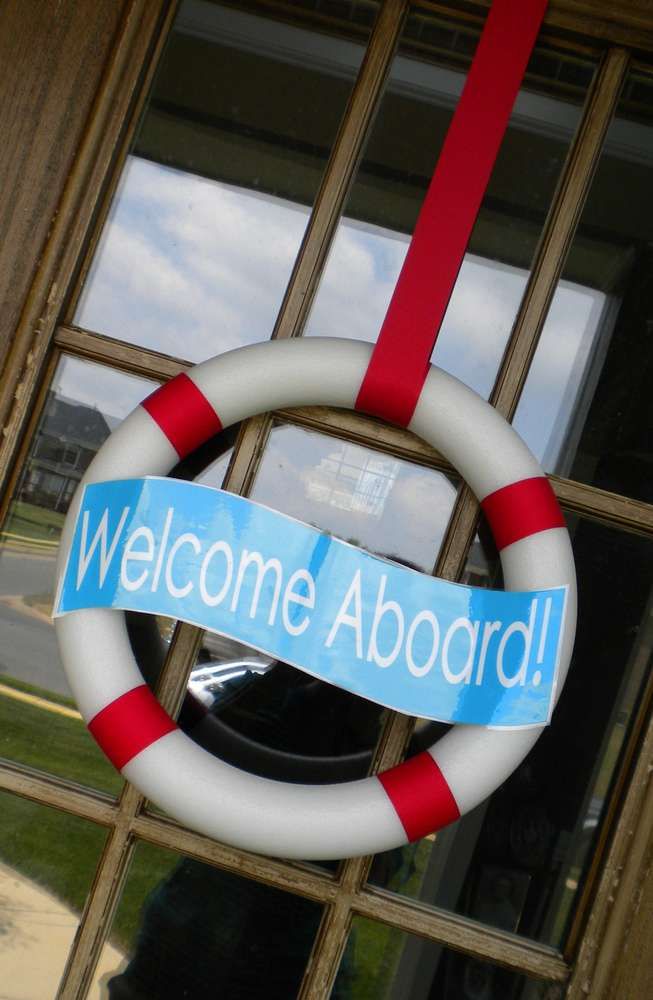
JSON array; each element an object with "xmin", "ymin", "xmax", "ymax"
[{"xmin": 1, "ymin": 2, "xmax": 652, "ymax": 998}]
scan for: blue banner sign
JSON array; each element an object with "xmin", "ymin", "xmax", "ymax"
[{"xmin": 55, "ymin": 478, "xmax": 567, "ymax": 728}]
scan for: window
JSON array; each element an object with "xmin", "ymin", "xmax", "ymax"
[{"xmin": 0, "ymin": 2, "xmax": 652, "ymax": 998}]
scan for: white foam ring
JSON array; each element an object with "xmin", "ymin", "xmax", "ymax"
[{"xmin": 55, "ymin": 338, "xmax": 576, "ymax": 859}]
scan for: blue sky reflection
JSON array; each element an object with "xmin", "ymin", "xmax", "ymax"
[{"xmin": 75, "ymin": 154, "xmax": 606, "ymax": 471}]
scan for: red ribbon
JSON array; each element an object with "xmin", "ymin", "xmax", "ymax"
[{"xmin": 355, "ymin": 0, "xmax": 548, "ymax": 426}]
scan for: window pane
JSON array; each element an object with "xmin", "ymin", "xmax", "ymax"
[
  {"xmin": 331, "ymin": 916, "xmax": 563, "ymax": 998},
  {"xmin": 514, "ymin": 72, "xmax": 653, "ymax": 502},
  {"xmin": 251, "ymin": 424, "xmax": 458, "ymax": 572},
  {"xmin": 86, "ymin": 840, "xmax": 323, "ymax": 998},
  {"xmin": 0, "ymin": 790, "xmax": 108, "ymax": 998},
  {"xmin": 306, "ymin": 10, "xmax": 593, "ymax": 399},
  {"xmin": 74, "ymin": 0, "xmax": 371, "ymax": 361},
  {"xmin": 171, "ymin": 424, "xmax": 457, "ymax": 797},
  {"xmin": 369, "ymin": 515, "xmax": 653, "ymax": 949},
  {"xmin": 0, "ymin": 357, "xmax": 155, "ymax": 793}
]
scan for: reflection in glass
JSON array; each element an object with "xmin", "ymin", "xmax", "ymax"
[
  {"xmin": 178, "ymin": 635, "xmax": 385, "ymax": 788},
  {"xmin": 75, "ymin": 1, "xmax": 368, "ymax": 361},
  {"xmin": 251, "ymin": 424, "xmax": 458, "ymax": 572},
  {"xmin": 168, "ymin": 424, "xmax": 458, "ymax": 790},
  {"xmin": 0, "ymin": 356, "xmax": 155, "ymax": 793},
  {"xmin": 331, "ymin": 916, "xmax": 563, "ymax": 999},
  {"xmin": 88, "ymin": 841, "xmax": 323, "ymax": 999},
  {"xmin": 306, "ymin": 13, "xmax": 592, "ymax": 403},
  {"xmin": 370, "ymin": 515, "xmax": 653, "ymax": 949},
  {"xmin": 515, "ymin": 73, "xmax": 653, "ymax": 500},
  {"xmin": 0, "ymin": 790, "xmax": 107, "ymax": 997}
]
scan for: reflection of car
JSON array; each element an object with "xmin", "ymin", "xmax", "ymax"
[{"xmin": 187, "ymin": 655, "xmax": 275, "ymax": 709}]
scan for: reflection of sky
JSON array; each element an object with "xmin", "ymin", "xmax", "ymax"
[
  {"xmin": 251, "ymin": 425, "xmax": 458, "ymax": 572},
  {"xmin": 307, "ymin": 224, "xmax": 529, "ymax": 400},
  {"xmin": 47, "ymin": 355, "xmax": 461, "ymax": 574},
  {"xmin": 74, "ymin": 155, "xmax": 605, "ymax": 470},
  {"xmin": 307, "ymin": 216, "xmax": 606, "ymax": 467},
  {"xmin": 53, "ymin": 356, "xmax": 155, "ymax": 424},
  {"xmin": 48, "ymin": 358, "xmax": 457, "ymax": 572},
  {"xmin": 75, "ymin": 157, "xmax": 310, "ymax": 361},
  {"xmin": 514, "ymin": 282, "xmax": 606, "ymax": 469}
]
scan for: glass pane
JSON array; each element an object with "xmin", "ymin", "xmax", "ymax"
[
  {"xmin": 0, "ymin": 790, "xmax": 108, "ymax": 998},
  {"xmin": 514, "ymin": 72, "xmax": 653, "ymax": 502},
  {"xmin": 369, "ymin": 515, "xmax": 653, "ymax": 949},
  {"xmin": 331, "ymin": 916, "xmax": 563, "ymax": 999},
  {"xmin": 174, "ymin": 424, "xmax": 458, "ymax": 792},
  {"xmin": 0, "ymin": 357, "xmax": 155, "ymax": 793},
  {"xmin": 87, "ymin": 840, "xmax": 323, "ymax": 998},
  {"xmin": 251, "ymin": 424, "xmax": 458, "ymax": 571},
  {"xmin": 306, "ymin": 10, "xmax": 593, "ymax": 399},
  {"xmin": 74, "ymin": 0, "xmax": 370, "ymax": 361}
]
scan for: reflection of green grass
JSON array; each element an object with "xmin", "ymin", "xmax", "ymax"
[
  {"xmin": 4, "ymin": 500, "xmax": 64, "ymax": 542},
  {"xmin": 111, "ymin": 843, "xmax": 180, "ymax": 950},
  {"xmin": 401, "ymin": 838, "xmax": 433, "ymax": 898},
  {"xmin": 345, "ymin": 842, "xmax": 432, "ymax": 998},
  {"xmin": 0, "ymin": 688, "xmax": 120, "ymax": 792},
  {"xmin": 0, "ymin": 791, "xmax": 177, "ymax": 950},
  {"xmin": 549, "ymin": 870, "xmax": 580, "ymax": 948},
  {"xmin": 0, "ymin": 691, "xmax": 178, "ymax": 949},
  {"xmin": 0, "ymin": 692, "xmax": 120, "ymax": 924},
  {"xmin": 0, "ymin": 790, "xmax": 107, "ymax": 923},
  {"xmin": 594, "ymin": 723, "xmax": 625, "ymax": 801},
  {"xmin": 349, "ymin": 918, "xmax": 403, "ymax": 1000}
]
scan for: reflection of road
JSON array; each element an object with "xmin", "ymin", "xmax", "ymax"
[
  {"xmin": 0, "ymin": 550, "xmax": 71, "ymax": 696},
  {"xmin": 0, "ymin": 549, "xmax": 57, "ymax": 596},
  {"xmin": 0, "ymin": 603, "xmax": 70, "ymax": 697}
]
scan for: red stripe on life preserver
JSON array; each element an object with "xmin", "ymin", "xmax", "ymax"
[
  {"xmin": 379, "ymin": 751, "xmax": 460, "ymax": 842},
  {"xmin": 142, "ymin": 373, "xmax": 222, "ymax": 459},
  {"xmin": 178, "ymin": 691, "xmax": 209, "ymax": 732},
  {"xmin": 88, "ymin": 685, "xmax": 178, "ymax": 771},
  {"xmin": 481, "ymin": 476, "xmax": 565, "ymax": 551}
]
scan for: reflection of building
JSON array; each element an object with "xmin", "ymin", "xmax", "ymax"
[
  {"xmin": 306, "ymin": 443, "xmax": 400, "ymax": 518},
  {"xmin": 18, "ymin": 393, "xmax": 114, "ymax": 513}
]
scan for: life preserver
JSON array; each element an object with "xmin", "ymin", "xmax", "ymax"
[{"xmin": 55, "ymin": 338, "xmax": 576, "ymax": 860}]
